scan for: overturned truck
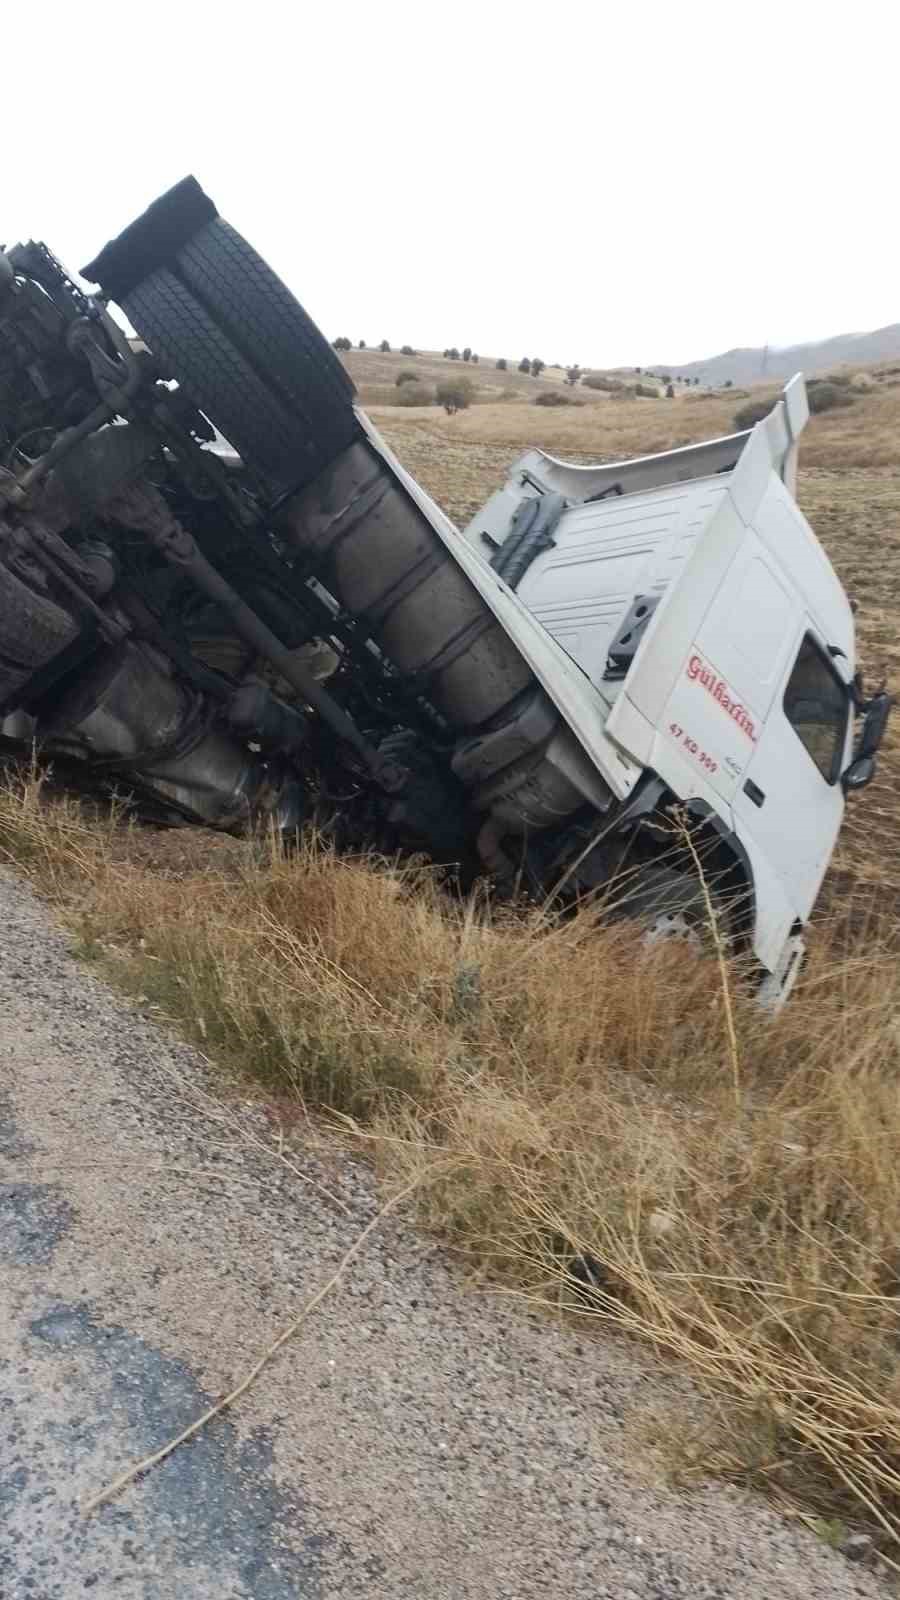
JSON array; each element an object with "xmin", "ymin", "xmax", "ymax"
[{"xmin": 0, "ymin": 179, "xmax": 891, "ymax": 1006}]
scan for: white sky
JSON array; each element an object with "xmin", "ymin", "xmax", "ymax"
[{"xmin": 5, "ymin": 1, "xmax": 896, "ymax": 369}]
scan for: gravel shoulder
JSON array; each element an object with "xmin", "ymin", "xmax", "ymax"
[{"xmin": 0, "ymin": 867, "xmax": 887, "ymax": 1599}]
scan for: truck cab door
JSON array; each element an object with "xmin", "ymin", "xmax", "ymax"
[{"xmin": 732, "ymin": 627, "xmax": 851, "ymax": 921}]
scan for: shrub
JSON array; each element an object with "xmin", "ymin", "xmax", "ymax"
[
  {"xmin": 395, "ymin": 369, "xmax": 420, "ymax": 386},
  {"xmin": 661, "ymin": 374, "xmax": 671, "ymax": 385},
  {"xmin": 634, "ymin": 382, "xmax": 660, "ymax": 398},
  {"xmin": 534, "ymin": 390, "xmax": 582, "ymax": 407},
  {"xmin": 851, "ymin": 371, "xmax": 875, "ymax": 392},
  {"xmin": 495, "ymin": 357, "xmax": 508, "ymax": 371},
  {"xmin": 462, "ymin": 347, "xmax": 472, "ymax": 362},
  {"xmin": 723, "ymin": 378, "xmax": 734, "ymax": 388},
  {"xmin": 447, "ymin": 347, "xmax": 460, "ymax": 361},
  {"xmin": 666, "ymin": 383, "xmax": 675, "ymax": 399},
  {"xmin": 807, "ymin": 380, "xmax": 855, "ymax": 414},
  {"xmin": 565, "ymin": 365, "xmax": 581, "ymax": 386},
  {"xmin": 400, "ymin": 344, "xmax": 418, "ymax": 357},
  {"xmin": 394, "ymin": 382, "xmax": 434, "ymax": 407},
  {"xmin": 733, "ymin": 398, "xmax": 772, "ymax": 429},
  {"xmin": 530, "ymin": 357, "xmax": 545, "ymax": 377},
  {"xmin": 518, "ymin": 357, "xmax": 531, "ymax": 373},
  {"xmin": 472, "ymin": 354, "xmax": 479, "ymax": 364},
  {"xmin": 436, "ymin": 378, "xmax": 474, "ymax": 414},
  {"xmin": 582, "ymin": 374, "xmax": 623, "ymax": 392},
  {"xmin": 379, "ymin": 339, "xmax": 391, "ymax": 353},
  {"xmin": 332, "ymin": 336, "xmax": 352, "ymax": 351},
  {"xmin": 824, "ymin": 370, "xmax": 853, "ymax": 387}
]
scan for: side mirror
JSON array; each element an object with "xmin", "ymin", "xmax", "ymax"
[
  {"xmin": 843, "ymin": 754, "xmax": 877, "ymax": 793},
  {"xmin": 857, "ymin": 691, "xmax": 893, "ymax": 759}
]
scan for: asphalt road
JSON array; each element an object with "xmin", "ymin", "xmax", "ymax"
[{"xmin": 0, "ymin": 870, "xmax": 885, "ymax": 1599}]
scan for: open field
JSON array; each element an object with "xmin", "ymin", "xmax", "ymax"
[{"xmin": 3, "ymin": 378, "xmax": 900, "ymax": 1556}]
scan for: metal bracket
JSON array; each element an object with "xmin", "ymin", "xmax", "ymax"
[{"xmin": 603, "ymin": 593, "xmax": 661, "ymax": 680}]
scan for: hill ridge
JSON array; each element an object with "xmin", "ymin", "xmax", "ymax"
[{"xmin": 653, "ymin": 324, "xmax": 900, "ymax": 386}]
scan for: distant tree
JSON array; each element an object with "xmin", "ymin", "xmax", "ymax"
[
  {"xmin": 583, "ymin": 374, "xmax": 623, "ymax": 392},
  {"xmin": 436, "ymin": 378, "xmax": 474, "ymax": 415},
  {"xmin": 358, "ymin": 339, "xmax": 366, "ymax": 349},
  {"xmin": 733, "ymin": 397, "xmax": 773, "ymax": 429},
  {"xmin": 400, "ymin": 344, "xmax": 418, "ymax": 356},
  {"xmin": 448, "ymin": 347, "xmax": 460, "ymax": 361},
  {"xmin": 530, "ymin": 357, "xmax": 545, "ymax": 378},
  {"xmin": 379, "ymin": 339, "xmax": 391, "ymax": 353},
  {"xmin": 565, "ymin": 365, "xmax": 581, "ymax": 386},
  {"xmin": 723, "ymin": 378, "xmax": 733, "ymax": 388},
  {"xmin": 666, "ymin": 383, "xmax": 675, "ymax": 399},
  {"xmin": 534, "ymin": 390, "xmax": 582, "ymax": 407},
  {"xmin": 496, "ymin": 357, "xmax": 507, "ymax": 370},
  {"xmin": 395, "ymin": 382, "xmax": 435, "ymax": 407},
  {"xmin": 462, "ymin": 347, "xmax": 472, "ymax": 362},
  {"xmin": 661, "ymin": 373, "xmax": 671, "ymax": 385},
  {"xmin": 635, "ymin": 366, "xmax": 642, "ymax": 374},
  {"xmin": 332, "ymin": 335, "xmax": 352, "ymax": 351},
  {"xmin": 472, "ymin": 353, "xmax": 479, "ymax": 364},
  {"xmin": 807, "ymin": 381, "xmax": 854, "ymax": 414},
  {"xmin": 518, "ymin": 357, "xmax": 531, "ymax": 373}
]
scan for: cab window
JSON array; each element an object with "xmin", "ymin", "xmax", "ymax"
[{"xmin": 783, "ymin": 634, "xmax": 849, "ymax": 783}]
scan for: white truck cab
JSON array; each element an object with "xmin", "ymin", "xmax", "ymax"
[{"xmin": 440, "ymin": 375, "xmax": 887, "ymax": 1004}]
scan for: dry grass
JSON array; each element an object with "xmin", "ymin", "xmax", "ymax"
[
  {"xmin": 370, "ymin": 384, "xmax": 900, "ymax": 476},
  {"xmin": 368, "ymin": 394, "xmax": 739, "ymax": 476},
  {"xmin": 3, "ymin": 768, "xmax": 900, "ymax": 1553}
]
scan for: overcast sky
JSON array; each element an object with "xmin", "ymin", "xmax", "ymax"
[{"xmin": 5, "ymin": 1, "xmax": 895, "ymax": 369}]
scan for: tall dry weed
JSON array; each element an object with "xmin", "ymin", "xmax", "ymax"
[{"xmin": 1, "ymin": 768, "xmax": 899, "ymax": 1546}]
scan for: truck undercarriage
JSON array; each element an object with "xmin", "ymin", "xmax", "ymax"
[{"xmin": 1, "ymin": 179, "xmax": 889, "ymax": 1005}]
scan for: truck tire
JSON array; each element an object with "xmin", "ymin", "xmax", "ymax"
[
  {"xmin": 176, "ymin": 219, "xmax": 356, "ymax": 425},
  {"xmin": 124, "ymin": 268, "xmax": 354, "ymax": 495},
  {"xmin": 84, "ymin": 179, "xmax": 358, "ymax": 495},
  {"xmin": 125, "ymin": 269, "xmax": 301, "ymax": 485},
  {"xmin": 612, "ymin": 864, "xmax": 725, "ymax": 945}
]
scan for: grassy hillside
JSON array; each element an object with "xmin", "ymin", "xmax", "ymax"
[{"xmin": 338, "ymin": 345, "xmax": 577, "ymax": 406}]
